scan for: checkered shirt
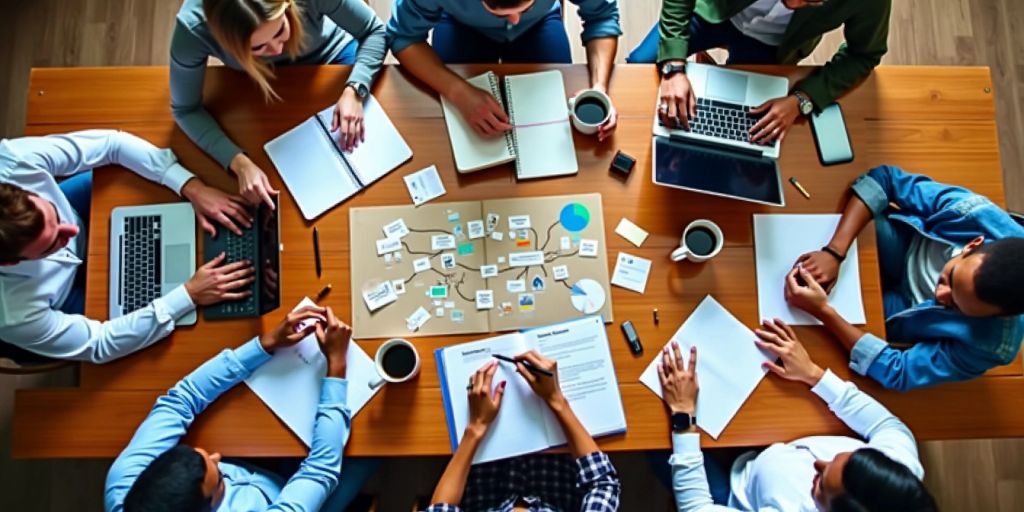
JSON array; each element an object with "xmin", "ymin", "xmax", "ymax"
[{"xmin": 423, "ymin": 451, "xmax": 620, "ymax": 512}]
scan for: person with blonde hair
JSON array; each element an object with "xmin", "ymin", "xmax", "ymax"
[{"xmin": 171, "ymin": 0, "xmax": 386, "ymax": 209}]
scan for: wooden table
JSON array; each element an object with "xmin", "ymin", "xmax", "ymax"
[{"xmin": 12, "ymin": 64, "xmax": 1023, "ymax": 459}]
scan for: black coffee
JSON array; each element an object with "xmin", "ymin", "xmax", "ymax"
[
  {"xmin": 685, "ymin": 227, "xmax": 717, "ymax": 256},
  {"xmin": 575, "ymin": 97, "xmax": 608, "ymax": 125},
  {"xmin": 381, "ymin": 344, "xmax": 417, "ymax": 378}
]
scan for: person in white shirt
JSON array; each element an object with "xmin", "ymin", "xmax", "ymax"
[
  {"xmin": 657, "ymin": 318, "xmax": 937, "ymax": 511},
  {"xmin": 0, "ymin": 130, "xmax": 256, "ymax": 363}
]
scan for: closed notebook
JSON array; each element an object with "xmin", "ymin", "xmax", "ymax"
[
  {"xmin": 264, "ymin": 95, "xmax": 412, "ymax": 220},
  {"xmin": 435, "ymin": 316, "xmax": 625, "ymax": 464},
  {"xmin": 441, "ymin": 71, "xmax": 578, "ymax": 179}
]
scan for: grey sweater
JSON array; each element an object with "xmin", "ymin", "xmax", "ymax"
[{"xmin": 170, "ymin": 0, "xmax": 386, "ymax": 168}]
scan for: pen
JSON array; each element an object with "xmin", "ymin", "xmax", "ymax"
[
  {"xmin": 789, "ymin": 177, "xmax": 811, "ymax": 199},
  {"xmin": 316, "ymin": 283, "xmax": 332, "ymax": 302},
  {"xmin": 492, "ymin": 354, "xmax": 554, "ymax": 377},
  {"xmin": 313, "ymin": 226, "xmax": 322, "ymax": 278}
]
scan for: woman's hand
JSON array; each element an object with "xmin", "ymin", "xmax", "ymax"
[
  {"xmin": 229, "ymin": 153, "xmax": 278, "ymax": 209},
  {"xmin": 754, "ymin": 318, "xmax": 825, "ymax": 386},
  {"xmin": 467, "ymin": 361, "xmax": 506, "ymax": 437},
  {"xmin": 332, "ymin": 86, "xmax": 365, "ymax": 152}
]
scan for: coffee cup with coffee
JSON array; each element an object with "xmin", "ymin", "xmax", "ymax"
[
  {"xmin": 568, "ymin": 89, "xmax": 613, "ymax": 135},
  {"xmin": 368, "ymin": 338, "xmax": 420, "ymax": 388},
  {"xmin": 671, "ymin": 219, "xmax": 724, "ymax": 263}
]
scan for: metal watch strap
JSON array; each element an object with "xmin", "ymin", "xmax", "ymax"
[{"xmin": 822, "ymin": 245, "xmax": 846, "ymax": 263}]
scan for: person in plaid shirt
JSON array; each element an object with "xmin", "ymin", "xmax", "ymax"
[{"xmin": 424, "ymin": 350, "xmax": 621, "ymax": 512}]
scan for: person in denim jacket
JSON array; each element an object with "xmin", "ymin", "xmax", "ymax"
[{"xmin": 783, "ymin": 165, "xmax": 1024, "ymax": 391}]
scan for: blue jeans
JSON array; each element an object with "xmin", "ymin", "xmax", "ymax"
[
  {"xmin": 432, "ymin": 7, "xmax": 572, "ymax": 64},
  {"xmin": 58, "ymin": 171, "xmax": 93, "ymax": 315},
  {"xmin": 331, "ymin": 40, "xmax": 359, "ymax": 65},
  {"xmin": 646, "ymin": 449, "xmax": 733, "ymax": 505},
  {"xmin": 626, "ymin": 16, "xmax": 778, "ymax": 64}
]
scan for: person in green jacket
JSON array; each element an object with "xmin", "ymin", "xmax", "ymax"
[{"xmin": 629, "ymin": 0, "xmax": 890, "ymax": 145}]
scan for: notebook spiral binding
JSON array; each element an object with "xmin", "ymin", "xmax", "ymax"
[{"xmin": 500, "ymin": 74, "xmax": 520, "ymax": 172}]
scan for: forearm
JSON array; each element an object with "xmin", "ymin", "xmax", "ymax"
[
  {"xmin": 393, "ymin": 43, "xmax": 468, "ymax": 99},
  {"xmin": 550, "ymin": 396, "xmax": 600, "ymax": 459},
  {"xmin": 656, "ymin": 0, "xmax": 696, "ymax": 63},
  {"xmin": 816, "ymin": 306, "xmax": 865, "ymax": 352},
  {"xmin": 585, "ymin": 37, "xmax": 617, "ymax": 92},
  {"xmin": 826, "ymin": 193, "xmax": 873, "ymax": 256},
  {"xmin": 430, "ymin": 426, "xmax": 484, "ymax": 505}
]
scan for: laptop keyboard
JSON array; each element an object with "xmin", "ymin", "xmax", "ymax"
[
  {"xmin": 659, "ymin": 98, "xmax": 769, "ymax": 145},
  {"xmin": 218, "ymin": 229, "xmax": 258, "ymax": 316},
  {"xmin": 119, "ymin": 215, "xmax": 162, "ymax": 315}
]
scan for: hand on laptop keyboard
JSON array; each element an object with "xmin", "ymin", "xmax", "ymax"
[
  {"xmin": 749, "ymin": 95, "xmax": 801, "ymax": 145},
  {"xmin": 184, "ymin": 252, "xmax": 256, "ymax": 306}
]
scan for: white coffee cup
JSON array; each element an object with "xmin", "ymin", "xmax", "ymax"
[
  {"xmin": 671, "ymin": 219, "xmax": 724, "ymax": 263},
  {"xmin": 368, "ymin": 338, "xmax": 420, "ymax": 388},
  {"xmin": 567, "ymin": 89, "xmax": 613, "ymax": 135}
]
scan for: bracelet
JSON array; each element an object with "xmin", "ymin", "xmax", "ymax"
[{"xmin": 821, "ymin": 245, "xmax": 846, "ymax": 263}]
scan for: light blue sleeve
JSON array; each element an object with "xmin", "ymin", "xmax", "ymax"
[
  {"xmin": 569, "ymin": 0, "xmax": 623, "ymax": 44},
  {"xmin": 104, "ymin": 339, "xmax": 271, "ymax": 512},
  {"xmin": 267, "ymin": 378, "xmax": 351, "ymax": 512},
  {"xmin": 385, "ymin": 0, "xmax": 444, "ymax": 55},
  {"xmin": 852, "ymin": 333, "xmax": 995, "ymax": 391},
  {"xmin": 315, "ymin": 0, "xmax": 386, "ymax": 88},
  {"xmin": 169, "ymin": 19, "xmax": 245, "ymax": 169}
]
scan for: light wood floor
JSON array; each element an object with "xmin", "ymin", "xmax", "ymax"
[{"xmin": 1, "ymin": 1, "xmax": 1022, "ymax": 510}]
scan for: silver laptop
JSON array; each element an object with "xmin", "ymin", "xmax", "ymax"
[
  {"xmin": 652, "ymin": 62, "xmax": 790, "ymax": 159},
  {"xmin": 652, "ymin": 135, "xmax": 785, "ymax": 207},
  {"xmin": 109, "ymin": 202, "xmax": 197, "ymax": 325}
]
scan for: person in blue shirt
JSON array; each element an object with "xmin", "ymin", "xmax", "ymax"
[
  {"xmin": 104, "ymin": 305, "xmax": 378, "ymax": 511},
  {"xmin": 386, "ymin": 0, "xmax": 623, "ymax": 141},
  {"xmin": 784, "ymin": 165, "xmax": 1024, "ymax": 391}
]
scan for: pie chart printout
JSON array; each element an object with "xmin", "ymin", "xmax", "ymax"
[
  {"xmin": 559, "ymin": 203, "xmax": 591, "ymax": 233},
  {"xmin": 570, "ymin": 278, "xmax": 606, "ymax": 314}
]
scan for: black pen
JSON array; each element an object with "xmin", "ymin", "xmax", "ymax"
[
  {"xmin": 313, "ymin": 226, "xmax": 322, "ymax": 278},
  {"xmin": 493, "ymin": 354, "xmax": 554, "ymax": 377}
]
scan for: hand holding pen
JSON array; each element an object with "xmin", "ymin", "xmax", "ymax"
[{"xmin": 508, "ymin": 350, "xmax": 564, "ymax": 408}]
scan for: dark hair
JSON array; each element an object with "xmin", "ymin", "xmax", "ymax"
[
  {"xmin": 482, "ymin": 0, "xmax": 532, "ymax": 9},
  {"xmin": 971, "ymin": 237, "xmax": 1024, "ymax": 315},
  {"xmin": 123, "ymin": 445, "xmax": 212, "ymax": 512},
  {"xmin": 0, "ymin": 183, "xmax": 45, "ymax": 263},
  {"xmin": 830, "ymin": 448, "xmax": 937, "ymax": 512}
]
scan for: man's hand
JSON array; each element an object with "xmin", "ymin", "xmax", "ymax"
[
  {"xmin": 315, "ymin": 306, "xmax": 352, "ymax": 378},
  {"xmin": 466, "ymin": 360, "xmax": 506, "ymax": 438},
  {"xmin": 180, "ymin": 179, "xmax": 252, "ymax": 237},
  {"xmin": 755, "ymin": 318, "xmax": 825, "ymax": 386},
  {"xmin": 590, "ymin": 84, "xmax": 618, "ymax": 142},
  {"xmin": 332, "ymin": 86, "xmax": 365, "ymax": 152},
  {"xmin": 448, "ymin": 81, "xmax": 513, "ymax": 138},
  {"xmin": 229, "ymin": 153, "xmax": 279, "ymax": 209},
  {"xmin": 750, "ymin": 95, "xmax": 800, "ymax": 145},
  {"xmin": 513, "ymin": 350, "xmax": 563, "ymax": 408},
  {"xmin": 795, "ymin": 250, "xmax": 841, "ymax": 292},
  {"xmin": 784, "ymin": 266, "xmax": 831, "ymax": 317},
  {"xmin": 659, "ymin": 342, "xmax": 698, "ymax": 415},
  {"xmin": 260, "ymin": 305, "xmax": 327, "ymax": 353},
  {"xmin": 658, "ymin": 67, "xmax": 696, "ymax": 131},
  {"xmin": 184, "ymin": 253, "xmax": 255, "ymax": 306}
]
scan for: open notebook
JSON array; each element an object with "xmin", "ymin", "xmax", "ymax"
[
  {"xmin": 264, "ymin": 95, "xmax": 412, "ymax": 220},
  {"xmin": 441, "ymin": 71, "xmax": 578, "ymax": 179},
  {"xmin": 436, "ymin": 316, "xmax": 626, "ymax": 464}
]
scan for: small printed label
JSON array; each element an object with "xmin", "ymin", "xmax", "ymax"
[
  {"xmin": 508, "ymin": 215, "xmax": 531, "ymax": 230},
  {"xmin": 432, "ymin": 234, "xmax": 456, "ymax": 251},
  {"xmin": 376, "ymin": 237, "xmax": 402, "ymax": 255},
  {"xmin": 467, "ymin": 220, "xmax": 485, "ymax": 239},
  {"xmin": 578, "ymin": 239, "xmax": 599, "ymax": 257},
  {"xmin": 480, "ymin": 264, "xmax": 498, "ymax": 278},
  {"xmin": 383, "ymin": 219, "xmax": 410, "ymax": 239},
  {"xmin": 506, "ymin": 279, "xmax": 526, "ymax": 293}
]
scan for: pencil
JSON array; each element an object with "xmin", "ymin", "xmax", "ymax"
[
  {"xmin": 493, "ymin": 354, "xmax": 554, "ymax": 377},
  {"xmin": 316, "ymin": 283, "xmax": 332, "ymax": 302},
  {"xmin": 789, "ymin": 177, "xmax": 811, "ymax": 199},
  {"xmin": 313, "ymin": 226, "xmax": 322, "ymax": 278}
]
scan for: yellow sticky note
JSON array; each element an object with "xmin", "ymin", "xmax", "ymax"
[{"xmin": 615, "ymin": 218, "xmax": 649, "ymax": 247}]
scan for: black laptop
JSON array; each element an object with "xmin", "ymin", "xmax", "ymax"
[{"xmin": 202, "ymin": 195, "xmax": 281, "ymax": 320}]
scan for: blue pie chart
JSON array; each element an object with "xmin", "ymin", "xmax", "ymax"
[{"xmin": 559, "ymin": 203, "xmax": 590, "ymax": 232}]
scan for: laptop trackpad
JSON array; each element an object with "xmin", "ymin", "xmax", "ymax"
[
  {"xmin": 164, "ymin": 244, "xmax": 192, "ymax": 285},
  {"xmin": 706, "ymin": 69, "xmax": 748, "ymax": 104}
]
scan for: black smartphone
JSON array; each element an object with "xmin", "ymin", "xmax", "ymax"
[
  {"xmin": 811, "ymin": 102, "xmax": 854, "ymax": 166},
  {"xmin": 621, "ymin": 320, "xmax": 643, "ymax": 355}
]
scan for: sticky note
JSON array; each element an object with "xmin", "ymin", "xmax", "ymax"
[{"xmin": 615, "ymin": 218, "xmax": 649, "ymax": 247}]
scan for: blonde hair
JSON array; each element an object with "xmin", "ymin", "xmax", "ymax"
[{"xmin": 204, "ymin": 0, "xmax": 306, "ymax": 101}]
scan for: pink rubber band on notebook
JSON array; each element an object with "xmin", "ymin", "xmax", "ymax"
[{"xmin": 511, "ymin": 117, "xmax": 571, "ymax": 129}]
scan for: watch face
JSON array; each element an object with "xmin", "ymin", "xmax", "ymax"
[{"xmin": 671, "ymin": 412, "xmax": 693, "ymax": 430}]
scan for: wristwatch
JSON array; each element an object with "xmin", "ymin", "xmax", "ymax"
[
  {"xmin": 346, "ymin": 81, "xmax": 369, "ymax": 99},
  {"xmin": 670, "ymin": 411, "xmax": 696, "ymax": 432},
  {"xmin": 660, "ymin": 62, "xmax": 686, "ymax": 78},
  {"xmin": 793, "ymin": 90, "xmax": 814, "ymax": 116}
]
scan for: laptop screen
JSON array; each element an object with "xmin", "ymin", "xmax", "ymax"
[
  {"xmin": 258, "ymin": 196, "xmax": 281, "ymax": 315},
  {"xmin": 654, "ymin": 136, "xmax": 783, "ymax": 206}
]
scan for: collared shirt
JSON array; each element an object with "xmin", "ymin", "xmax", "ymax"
[
  {"xmin": 424, "ymin": 452, "xmax": 620, "ymax": 512},
  {"xmin": 171, "ymin": 0, "xmax": 387, "ymax": 168},
  {"xmin": 845, "ymin": 165, "xmax": 1024, "ymax": 390},
  {"xmin": 104, "ymin": 338, "xmax": 352, "ymax": 512},
  {"xmin": 0, "ymin": 130, "xmax": 197, "ymax": 363},
  {"xmin": 729, "ymin": 0, "xmax": 794, "ymax": 47},
  {"xmin": 669, "ymin": 370, "xmax": 923, "ymax": 511},
  {"xmin": 386, "ymin": 0, "xmax": 622, "ymax": 55}
]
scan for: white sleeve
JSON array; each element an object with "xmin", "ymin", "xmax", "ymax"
[
  {"xmin": 811, "ymin": 370, "xmax": 925, "ymax": 479},
  {"xmin": 1, "ymin": 130, "xmax": 194, "ymax": 194},
  {"xmin": 0, "ymin": 284, "xmax": 195, "ymax": 364},
  {"xmin": 669, "ymin": 433, "xmax": 742, "ymax": 512}
]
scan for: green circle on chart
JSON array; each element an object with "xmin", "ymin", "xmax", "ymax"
[{"xmin": 559, "ymin": 203, "xmax": 590, "ymax": 232}]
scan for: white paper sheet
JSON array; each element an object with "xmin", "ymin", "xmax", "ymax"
[
  {"xmin": 611, "ymin": 252, "xmax": 652, "ymax": 294},
  {"xmin": 639, "ymin": 296, "xmax": 774, "ymax": 439},
  {"xmin": 404, "ymin": 165, "xmax": 447, "ymax": 206},
  {"xmin": 753, "ymin": 214, "xmax": 867, "ymax": 326},
  {"xmin": 245, "ymin": 298, "xmax": 381, "ymax": 447},
  {"xmin": 318, "ymin": 95, "xmax": 413, "ymax": 186}
]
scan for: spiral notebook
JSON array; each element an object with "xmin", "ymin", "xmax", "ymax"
[{"xmin": 441, "ymin": 71, "xmax": 578, "ymax": 179}]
